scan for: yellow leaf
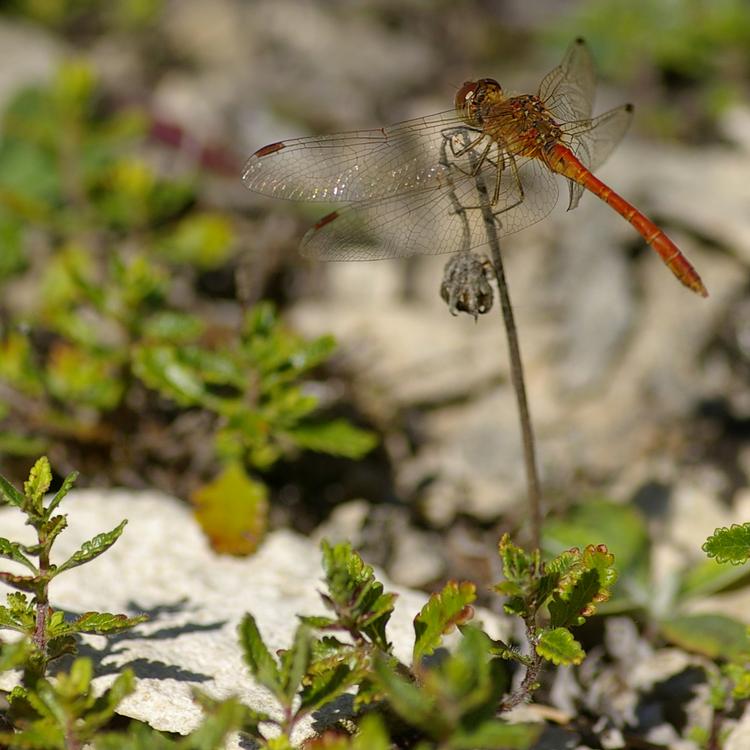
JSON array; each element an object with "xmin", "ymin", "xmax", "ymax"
[{"xmin": 192, "ymin": 463, "xmax": 268, "ymax": 556}]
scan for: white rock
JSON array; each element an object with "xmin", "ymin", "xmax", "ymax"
[{"xmin": 0, "ymin": 490, "xmax": 445, "ymax": 746}]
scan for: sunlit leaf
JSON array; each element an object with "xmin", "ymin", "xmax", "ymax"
[
  {"xmin": 413, "ymin": 580, "xmax": 476, "ymax": 662},
  {"xmin": 536, "ymin": 627, "xmax": 585, "ymax": 666},
  {"xmin": 191, "ymin": 462, "xmax": 268, "ymax": 556}
]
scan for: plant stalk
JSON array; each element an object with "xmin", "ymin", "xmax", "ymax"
[{"xmin": 469, "ymin": 153, "xmax": 543, "ymax": 550}]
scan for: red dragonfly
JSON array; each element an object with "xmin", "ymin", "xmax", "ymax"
[{"xmin": 243, "ymin": 39, "xmax": 707, "ymax": 297}]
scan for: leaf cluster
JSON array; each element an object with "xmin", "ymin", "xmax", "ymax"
[
  {"xmin": 544, "ymin": 500, "xmax": 750, "ymax": 661},
  {"xmin": 0, "ymin": 67, "xmax": 375, "ymax": 551}
]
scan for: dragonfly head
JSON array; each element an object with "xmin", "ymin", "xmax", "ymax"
[{"xmin": 455, "ymin": 78, "xmax": 503, "ymax": 126}]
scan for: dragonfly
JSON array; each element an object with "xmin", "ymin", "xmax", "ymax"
[{"xmin": 242, "ymin": 38, "xmax": 707, "ymax": 298}]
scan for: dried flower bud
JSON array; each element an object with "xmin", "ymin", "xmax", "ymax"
[{"xmin": 440, "ymin": 252, "xmax": 493, "ymax": 319}]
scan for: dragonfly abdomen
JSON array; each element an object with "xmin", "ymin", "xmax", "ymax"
[{"xmin": 545, "ymin": 144, "xmax": 708, "ymax": 297}]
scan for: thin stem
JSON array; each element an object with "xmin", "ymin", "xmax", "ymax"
[{"xmin": 467, "ymin": 152, "xmax": 542, "ymax": 550}]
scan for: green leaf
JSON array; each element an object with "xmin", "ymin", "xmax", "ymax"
[
  {"xmin": 238, "ymin": 614, "xmax": 282, "ymax": 698},
  {"xmin": 660, "ymin": 613, "xmax": 750, "ymax": 659},
  {"xmin": 141, "ymin": 311, "xmax": 205, "ymax": 343},
  {"xmin": 703, "ymin": 524, "xmax": 750, "ymax": 566},
  {"xmin": 320, "ymin": 541, "xmax": 395, "ymax": 651},
  {"xmin": 46, "ymin": 472, "xmax": 79, "ymax": 515},
  {"xmin": 0, "ymin": 469, "xmax": 28, "ymax": 508},
  {"xmin": 678, "ymin": 557, "xmax": 750, "ymax": 600},
  {"xmin": 413, "ymin": 581, "xmax": 476, "ymax": 663},
  {"xmin": 132, "ymin": 344, "xmax": 208, "ymax": 406},
  {"xmin": 285, "ymin": 420, "xmax": 377, "ymax": 459},
  {"xmin": 54, "ymin": 520, "xmax": 127, "ymax": 575},
  {"xmin": 548, "ymin": 568, "xmax": 602, "ymax": 628},
  {"xmin": 298, "ymin": 662, "xmax": 354, "ymax": 714},
  {"xmin": 497, "ymin": 533, "xmax": 537, "ymax": 588},
  {"xmin": 0, "ymin": 537, "xmax": 36, "ymax": 572},
  {"xmin": 279, "ymin": 624, "xmax": 312, "ymax": 705},
  {"xmin": 536, "ymin": 627, "xmax": 585, "ymax": 666},
  {"xmin": 452, "ymin": 721, "xmax": 541, "ymax": 749},
  {"xmin": 158, "ymin": 212, "xmax": 234, "ymax": 268},
  {"xmin": 543, "ymin": 499, "xmax": 650, "ymax": 592},
  {"xmin": 373, "ymin": 655, "xmax": 435, "ymax": 730},
  {"xmin": 0, "ymin": 638, "xmax": 31, "ymax": 671},
  {"xmin": 24, "ymin": 456, "xmax": 52, "ymax": 509},
  {"xmin": 64, "ymin": 611, "xmax": 148, "ymax": 636},
  {"xmin": 0, "ymin": 570, "xmax": 45, "ymax": 593},
  {"xmin": 191, "ymin": 463, "xmax": 268, "ymax": 555}
]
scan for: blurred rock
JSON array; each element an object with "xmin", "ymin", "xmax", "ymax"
[{"xmin": 0, "ymin": 19, "xmax": 62, "ymax": 110}]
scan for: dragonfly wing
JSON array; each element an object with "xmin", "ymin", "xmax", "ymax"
[
  {"xmin": 563, "ymin": 103, "xmax": 633, "ymax": 209},
  {"xmin": 301, "ymin": 157, "xmax": 559, "ymax": 260},
  {"xmin": 538, "ymin": 38, "xmax": 597, "ymax": 123},
  {"xmin": 242, "ymin": 111, "xmax": 467, "ymax": 203}
]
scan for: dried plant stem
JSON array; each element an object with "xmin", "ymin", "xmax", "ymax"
[{"xmin": 470, "ymin": 158, "xmax": 543, "ymax": 550}]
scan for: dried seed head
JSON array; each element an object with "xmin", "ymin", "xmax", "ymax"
[{"xmin": 440, "ymin": 252, "xmax": 494, "ymax": 320}]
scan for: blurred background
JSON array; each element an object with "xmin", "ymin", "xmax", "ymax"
[{"xmin": 0, "ymin": 0, "xmax": 749, "ymax": 590}]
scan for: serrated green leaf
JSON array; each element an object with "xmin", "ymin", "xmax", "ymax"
[
  {"xmin": 413, "ymin": 581, "xmax": 476, "ymax": 663},
  {"xmin": 46, "ymin": 472, "xmax": 78, "ymax": 515},
  {"xmin": 703, "ymin": 524, "xmax": 750, "ymax": 566},
  {"xmin": 0, "ymin": 537, "xmax": 36, "ymax": 572},
  {"xmin": 238, "ymin": 613, "xmax": 281, "ymax": 697},
  {"xmin": 660, "ymin": 613, "xmax": 750, "ymax": 659},
  {"xmin": 141, "ymin": 311, "xmax": 205, "ymax": 343},
  {"xmin": 0, "ymin": 570, "xmax": 45, "ymax": 593},
  {"xmin": 536, "ymin": 627, "xmax": 585, "ymax": 666},
  {"xmin": 285, "ymin": 420, "xmax": 377, "ymax": 459},
  {"xmin": 279, "ymin": 624, "xmax": 312, "ymax": 705},
  {"xmin": 24, "ymin": 457, "xmax": 52, "ymax": 508},
  {"xmin": 498, "ymin": 533, "xmax": 536, "ymax": 586},
  {"xmin": 320, "ymin": 541, "xmax": 395, "ymax": 651},
  {"xmin": 54, "ymin": 520, "xmax": 126, "ymax": 575},
  {"xmin": 63, "ymin": 611, "xmax": 148, "ymax": 636},
  {"xmin": 548, "ymin": 568, "xmax": 602, "ymax": 628},
  {"xmin": 191, "ymin": 462, "xmax": 268, "ymax": 555}
]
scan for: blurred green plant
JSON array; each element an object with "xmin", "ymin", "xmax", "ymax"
[
  {"xmin": 0, "ymin": 64, "xmax": 376, "ymax": 552},
  {"xmin": 0, "ymin": 0, "xmax": 162, "ymax": 32},
  {"xmin": 544, "ymin": 0, "xmax": 750, "ymax": 137},
  {"xmin": 544, "ymin": 499, "xmax": 750, "ymax": 660}
]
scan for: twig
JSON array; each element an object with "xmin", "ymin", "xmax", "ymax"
[{"xmin": 467, "ymin": 148, "xmax": 543, "ymax": 550}]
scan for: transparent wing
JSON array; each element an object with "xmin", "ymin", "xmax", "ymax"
[
  {"xmin": 301, "ymin": 158, "xmax": 559, "ymax": 260},
  {"xmin": 242, "ymin": 110, "xmax": 469, "ymax": 203},
  {"xmin": 537, "ymin": 38, "xmax": 596, "ymax": 123},
  {"xmin": 561, "ymin": 103, "xmax": 634, "ymax": 209}
]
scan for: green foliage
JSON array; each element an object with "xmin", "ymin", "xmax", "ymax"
[
  {"xmin": 703, "ymin": 524, "xmax": 750, "ymax": 566},
  {"xmin": 0, "ymin": 67, "xmax": 376, "ymax": 551},
  {"xmin": 375, "ymin": 628, "xmax": 539, "ymax": 749},
  {"xmin": 0, "ymin": 658, "xmax": 134, "ymax": 749},
  {"xmin": 235, "ymin": 541, "xmax": 545, "ymax": 750},
  {"xmin": 543, "ymin": 0, "xmax": 750, "ymax": 136},
  {"xmin": 412, "ymin": 580, "xmax": 476, "ymax": 662},
  {"xmin": 0, "ymin": 0, "xmax": 164, "ymax": 34},
  {"xmin": 0, "ymin": 458, "xmax": 146, "ymax": 681},
  {"xmin": 310, "ymin": 540, "xmax": 397, "ymax": 652},
  {"xmin": 544, "ymin": 499, "xmax": 750, "ymax": 660},
  {"xmin": 496, "ymin": 534, "xmax": 616, "ymax": 668}
]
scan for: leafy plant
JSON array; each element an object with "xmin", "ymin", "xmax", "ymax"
[
  {"xmin": 234, "ymin": 539, "xmax": 614, "ymax": 749},
  {"xmin": 0, "ymin": 457, "xmax": 146, "ymax": 682},
  {"xmin": 544, "ymin": 499, "xmax": 750, "ymax": 660},
  {"xmin": 0, "ymin": 65, "xmax": 376, "ymax": 552}
]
